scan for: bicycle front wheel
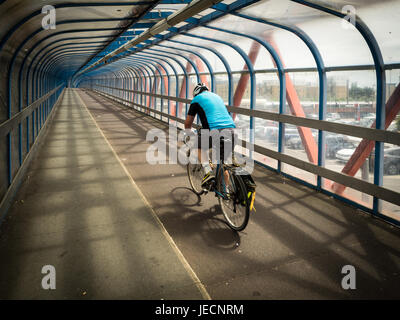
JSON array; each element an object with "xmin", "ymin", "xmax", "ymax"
[
  {"xmin": 217, "ymin": 169, "xmax": 250, "ymax": 231},
  {"xmin": 187, "ymin": 162, "xmax": 205, "ymax": 195}
]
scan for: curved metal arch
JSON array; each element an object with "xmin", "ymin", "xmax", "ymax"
[
  {"xmin": 135, "ymin": 51, "xmax": 180, "ymax": 99},
  {"xmin": 127, "ymin": 66, "xmax": 147, "ymax": 109},
  {"xmin": 122, "ymin": 54, "xmax": 174, "ymax": 105},
  {"xmin": 220, "ymin": 10, "xmax": 327, "ymax": 180},
  {"xmin": 180, "ymin": 31, "xmax": 256, "ymax": 148},
  {"xmin": 120, "ymin": 60, "xmax": 155, "ymax": 108},
  {"xmin": 118, "ymin": 69, "xmax": 130, "ymax": 104},
  {"xmin": 0, "ymin": 2, "xmax": 149, "ymax": 51},
  {"xmin": 10, "ymin": 17, "xmax": 136, "ymax": 67},
  {"xmin": 291, "ymin": 0, "xmax": 386, "ymax": 211},
  {"xmin": 28, "ymin": 35, "xmax": 114, "ymax": 81},
  {"xmin": 27, "ymin": 44, "xmax": 104, "ymax": 101},
  {"xmin": 166, "ymin": 38, "xmax": 233, "ymax": 105},
  {"xmin": 227, "ymin": 11, "xmax": 327, "ymax": 103},
  {"xmin": 155, "ymin": 42, "xmax": 215, "ymax": 92},
  {"xmin": 131, "ymin": 52, "xmax": 180, "ymax": 116},
  {"xmin": 142, "ymin": 48, "xmax": 191, "ymax": 116},
  {"xmin": 115, "ymin": 69, "xmax": 129, "ymax": 103},
  {"xmin": 120, "ymin": 63, "xmax": 151, "ymax": 111},
  {"xmin": 76, "ymin": 0, "xmax": 262, "ymax": 77},
  {"xmin": 121, "ymin": 57, "xmax": 169, "ymax": 112},
  {"xmin": 121, "ymin": 66, "xmax": 142, "ymax": 106},
  {"xmin": 8, "ymin": 27, "xmax": 125, "ymax": 117},
  {"xmin": 134, "ymin": 49, "xmax": 189, "ymax": 94},
  {"xmin": 120, "ymin": 67, "xmax": 143, "ymax": 105},
  {"xmin": 87, "ymin": 57, "xmax": 165, "ymax": 113},
  {"xmin": 203, "ymin": 24, "xmax": 286, "ymax": 114},
  {"xmin": 33, "ymin": 49, "xmax": 98, "ymax": 100},
  {"xmin": 26, "ymin": 35, "xmax": 115, "ymax": 104},
  {"xmin": 40, "ymin": 53, "xmax": 92, "ymax": 87},
  {"xmin": 142, "ymin": 45, "xmax": 201, "ymax": 85},
  {"xmin": 115, "ymin": 57, "xmax": 165, "ymax": 111},
  {"xmin": 32, "ymin": 41, "xmax": 109, "ymax": 70},
  {"xmin": 38, "ymin": 56, "xmax": 84, "ymax": 102},
  {"xmin": 121, "ymin": 67, "xmax": 139, "ymax": 105},
  {"xmin": 122, "ymin": 65, "xmax": 148, "ymax": 107}
]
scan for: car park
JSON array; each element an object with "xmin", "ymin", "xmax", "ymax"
[
  {"xmin": 369, "ymin": 147, "xmax": 400, "ymax": 175},
  {"xmin": 324, "ymin": 135, "xmax": 357, "ymax": 159},
  {"xmin": 327, "ymin": 113, "xmax": 341, "ymax": 121}
]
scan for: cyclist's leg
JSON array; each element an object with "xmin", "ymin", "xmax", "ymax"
[
  {"xmin": 219, "ymin": 129, "xmax": 235, "ymax": 193},
  {"xmin": 198, "ymin": 130, "xmax": 215, "ymax": 188},
  {"xmin": 197, "ymin": 131, "xmax": 212, "ymax": 174}
]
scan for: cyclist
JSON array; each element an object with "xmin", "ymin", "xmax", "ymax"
[{"xmin": 184, "ymin": 83, "xmax": 236, "ymax": 190}]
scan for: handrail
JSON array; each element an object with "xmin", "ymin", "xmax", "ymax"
[
  {"xmin": 0, "ymin": 84, "xmax": 63, "ymax": 137},
  {"xmin": 88, "ymin": 87, "xmax": 400, "ymax": 207},
  {"xmin": 91, "ymin": 84, "xmax": 400, "ymax": 146}
]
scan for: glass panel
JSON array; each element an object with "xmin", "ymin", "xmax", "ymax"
[
  {"xmin": 255, "ymin": 72, "xmax": 280, "ymax": 112},
  {"xmin": 282, "ymin": 125, "xmax": 318, "ymax": 185},
  {"xmin": 356, "ymin": 0, "xmax": 400, "ymax": 65},
  {"xmin": 325, "ymin": 70, "xmax": 377, "ymax": 127},
  {"xmin": 381, "ymin": 202, "xmax": 400, "ymax": 223},
  {"xmin": 215, "ymin": 74, "xmax": 230, "ymax": 103},
  {"xmin": 241, "ymin": 0, "xmax": 375, "ymax": 67},
  {"xmin": 283, "ymin": 163, "xmax": 316, "ymax": 185},
  {"xmin": 286, "ymin": 72, "xmax": 319, "ymax": 118}
]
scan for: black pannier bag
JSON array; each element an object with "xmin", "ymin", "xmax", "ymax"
[{"xmin": 233, "ymin": 167, "xmax": 257, "ymax": 211}]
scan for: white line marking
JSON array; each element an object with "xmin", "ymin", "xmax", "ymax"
[{"xmin": 75, "ymin": 89, "xmax": 211, "ymax": 300}]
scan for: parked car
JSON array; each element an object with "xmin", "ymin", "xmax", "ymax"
[
  {"xmin": 255, "ymin": 126, "xmax": 279, "ymax": 142},
  {"xmin": 369, "ymin": 147, "xmax": 400, "ymax": 175},
  {"xmin": 327, "ymin": 113, "xmax": 341, "ymax": 121},
  {"xmin": 387, "ymin": 122, "xmax": 399, "ymax": 132},
  {"xmin": 284, "ymin": 128, "xmax": 299, "ymax": 145},
  {"xmin": 287, "ymin": 132, "xmax": 318, "ymax": 149},
  {"xmin": 335, "ymin": 138, "xmax": 361, "ymax": 162},
  {"xmin": 360, "ymin": 116, "xmax": 375, "ymax": 127},
  {"xmin": 326, "ymin": 135, "xmax": 357, "ymax": 159},
  {"xmin": 336, "ymin": 148, "xmax": 353, "ymax": 162}
]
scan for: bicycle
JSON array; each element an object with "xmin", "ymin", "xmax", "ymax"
[{"xmin": 185, "ymin": 132, "xmax": 256, "ymax": 231}]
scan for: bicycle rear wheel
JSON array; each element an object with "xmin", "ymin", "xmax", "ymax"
[{"xmin": 217, "ymin": 169, "xmax": 250, "ymax": 231}]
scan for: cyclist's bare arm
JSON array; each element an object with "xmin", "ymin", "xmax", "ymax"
[
  {"xmin": 184, "ymin": 115, "xmax": 195, "ymax": 129},
  {"xmin": 184, "ymin": 115, "xmax": 206, "ymax": 164}
]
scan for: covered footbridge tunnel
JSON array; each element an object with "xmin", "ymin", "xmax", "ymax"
[{"xmin": 0, "ymin": 0, "xmax": 400, "ymax": 299}]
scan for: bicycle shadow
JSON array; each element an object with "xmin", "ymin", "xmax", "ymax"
[{"xmin": 170, "ymin": 187, "xmax": 241, "ymax": 251}]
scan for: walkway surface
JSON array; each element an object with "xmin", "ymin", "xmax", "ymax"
[{"xmin": 0, "ymin": 88, "xmax": 399, "ymax": 299}]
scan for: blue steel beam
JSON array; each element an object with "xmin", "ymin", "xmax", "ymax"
[
  {"xmin": 224, "ymin": 10, "xmax": 327, "ymax": 185},
  {"xmin": 72, "ymin": 0, "xmax": 164, "ymax": 78},
  {"xmin": 119, "ymin": 58, "xmax": 166, "ymax": 111},
  {"xmin": 132, "ymin": 52, "xmax": 180, "ymax": 117},
  {"xmin": 166, "ymin": 38, "xmax": 233, "ymax": 105},
  {"xmin": 180, "ymin": 31, "xmax": 256, "ymax": 154},
  {"xmin": 139, "ymin": 47, "xmax": 198, "ymax": 115},
  {"xmin": 290, "ymin": 0, "xmax": 386, "ymax": 214},
  {"xmin": 154, "ymin": 41, "xmax": 215, "ymax": 92},
  {"xmin": 123, "ymin": 54, "xmax": 177, "ymax": 116},
  {"xmin": 75, "ymin": 0, "xmax": 261, "ymax": 76},
  {"xmin": 200, "ymin": 23, "xmax": 287, "ymax": 171},
  {"xmin": 0, "ymin": 2, "xmax": 155, "ymax": 51}
]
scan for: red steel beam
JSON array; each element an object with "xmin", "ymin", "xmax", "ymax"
[
  {"xmin": 266, "ymin": 35, "xmax": 318, "ymax": 164},
  {"xmin": 175, "ymin": 56, "xmax": 209, "ymax": 117},
  {"xmin": 332, "ymin": 83, "xmax": 400, "ymax": 194},
  {"xmin": 232, "ymin": 41, "xmax": 261, "ymax": 121},
  {"xmin": 150, "ymin": 65, "xmax": 169, "ymax": 115}
]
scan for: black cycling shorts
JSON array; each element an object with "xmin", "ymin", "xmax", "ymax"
[{"xmin": 197, "ymin": 128, "xmax": 236, "ymax": 162}]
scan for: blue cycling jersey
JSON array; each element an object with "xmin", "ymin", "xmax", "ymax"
[{"xmin": 188, "ymin": 91, "xmax": 235, "ymax": 130}]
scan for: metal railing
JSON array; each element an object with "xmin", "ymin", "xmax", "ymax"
[{"xmin": 87, "ymin": 85, "xmax": 400, "ymax": 220}]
